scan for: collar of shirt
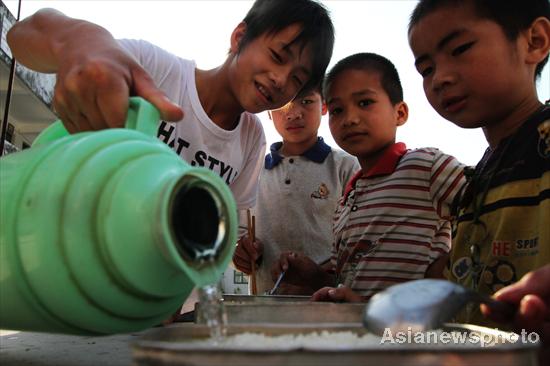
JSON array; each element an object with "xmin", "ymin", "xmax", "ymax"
[
  {"xmin": 264, "ymin": 137, "xmax": 332, "ymax": 169},
  {"xmin": 342, "ymin": 142, "xmax": 408, "ymax": 202}
]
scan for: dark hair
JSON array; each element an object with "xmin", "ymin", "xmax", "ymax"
[
  {"xmin": 239, "ymin": 0, "xmax": 335, "ymax": 96},
  {"xmin": 296, "ymin": 79, "xmax": 323, "ymax": 99},
  {"xmin": 408, "ymin": 0, "xmax": 550, "ymax": 79},
  {"xmin": 323, "ymin": 53, "xmax": 404, "ymax": 105}
]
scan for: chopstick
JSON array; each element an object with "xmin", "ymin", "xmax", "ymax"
[
  {"xmin": 268, "ymin": 270, "xmax": 285, "ymax": 295},
  {"xmin": 247, "ymin": 209, "xmax": 257, "ymax": 295}
]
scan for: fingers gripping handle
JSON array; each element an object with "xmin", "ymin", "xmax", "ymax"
[{"xmin": 125, "ymin": 97, "xmax": 160, "ymax": 136}]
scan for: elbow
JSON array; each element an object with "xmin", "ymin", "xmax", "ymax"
[
  {"xmin": 6, "ymin": 18, "xmax": 21, "ymax": 50},
  {"xmin": 7, "ymin": 8, "xmax": 63, "ymax": 44}
]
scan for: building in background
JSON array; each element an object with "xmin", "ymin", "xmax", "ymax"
[
  {"xmin": 220, "ymin": 267, "xmax": 249, "ymax": 294},
  {"xmin": 1, "ymin": 1, "xmax": 56, "ymax": 155}
]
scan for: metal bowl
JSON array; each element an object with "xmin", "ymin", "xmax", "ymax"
[
  {"xmin": 132, "ymin": 323, "xmax": 539, "ymax": 366},
  {"xmin": 222, "ymin": 294, "xmax": 310, "ymax": 303}
]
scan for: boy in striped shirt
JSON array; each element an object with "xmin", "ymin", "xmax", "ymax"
[{"xmin": 272, "ymin": 53, "xmax": 466, "ymax": 302}]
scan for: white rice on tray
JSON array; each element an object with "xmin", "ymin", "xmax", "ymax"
[
  {"xmin": 184, "ymin": 330, "xmax": 514, "ymax": 350},
  {"xmin": 216, "ymin": 331, "xmax": 382, "ymax": 349},
  {"xmin": 184, "ymin": 331, "xmax": 377, "ymax": 350}
]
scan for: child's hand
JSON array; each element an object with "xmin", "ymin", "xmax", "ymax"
[
  {"xmin": 277, "ymin": 283, "xmax": 315, "ymax": 296},
  {"xmin": 271, "ymin": 251, "xmax": 329, "ymax": 289},
  {"xmin": 232, "ymin": 235, "xmax": 262, "ymax": 275},
  {"xmin": 481, "ymin": 264, "xmax": 550, "ymax": 341},
  {"xmin": 311, "ymin": 285, "xmax": 363, "ymax": 303}
]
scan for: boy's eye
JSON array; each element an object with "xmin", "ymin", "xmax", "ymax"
[
  {"xmin": 419, "ymin": 66, "xmax": 433, "ymax": 78},
  {"xmin": 270, "ymin": 49, "xmax": 283, "ymax": 63},
  {"xmin": 452, "ymin": 41, "xmax": 475, "ymax": 56},
  {"xmin": 358, "ymin": 99, "xmax": 373, "ymax": 107},
  {"xmin": 301, "ymin": 98, "xmax": 313, "ymax": 105},
  {"xmin": 328, "ymin": 107, "xmax": 342, "ymax": 116}
]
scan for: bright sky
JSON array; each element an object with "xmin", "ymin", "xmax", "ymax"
[{"xmin": 5, "ymin": 0, "xmax": 550, "ymax": 166}]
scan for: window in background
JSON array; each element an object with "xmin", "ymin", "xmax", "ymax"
[{"xmin": 233, "ymin": 270, "xmax": 248, "ymax": 285}]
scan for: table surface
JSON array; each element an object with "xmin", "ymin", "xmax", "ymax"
[{"xmin": 0, "ymin": 329, "xmax": 147, "ymax": 366}]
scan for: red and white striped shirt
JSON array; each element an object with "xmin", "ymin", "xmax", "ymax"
[{"xmin": 331, "ymin": 143, "xmax": 466, "ymax": 299}]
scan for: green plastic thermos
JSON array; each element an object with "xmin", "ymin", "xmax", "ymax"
[{"xmin": 0, "ymin": 97, "xmax": 237, "ymax": 335}]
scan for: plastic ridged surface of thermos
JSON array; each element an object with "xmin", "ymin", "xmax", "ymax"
[{"xmin": 0, "ymin": 97, "xmax": 237, "ymax": 335}]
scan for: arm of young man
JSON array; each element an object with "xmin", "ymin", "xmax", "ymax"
[
  {"xmin": 424, "ymin": 253, "xmax": 449, "ymax": 279},
  {"xmin": 229, "ymin": 125, "xmax": 266, "ymax": 274},
  {"xmin": 271, "ymin": 251, "xmax": 335, "ymax": 291},
  {"xmin": 6, "ymin": 8, "xmax": 182, "ymax": 132},
  {"xmin": 428, "ymin": 150, "xmax": 467, "ymax": 276}
]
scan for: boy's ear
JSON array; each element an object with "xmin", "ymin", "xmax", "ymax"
[
  {"xmin": 230, "ymin": 22, "xmax": 247, "ymax": 54},
  {"xmin": 395, "ymin": 101, "xmax": 409, "ymax": 127},
  {"xmin": 524, "ymin": 17, "xmax": 550, "ymax": 66},
  {"xmin": 321, "ymin": 102, "xmax": 328, "ymax": 116}
]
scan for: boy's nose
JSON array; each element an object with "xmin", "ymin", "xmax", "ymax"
[
  {"xmin": 285, "ymin": 108, "xmax": 303, "ymax": 121},
  {"xmin": 268, "ymin": 68, "xmax": 291, "ymax": 92},
  {"xmin": 344, "ymin": 118, "xmax": 360, "ymax": 127},
  {"xmin": 343, "ymin": 111, "xmax": 360, "ymax": 126},
  {"xmin": 432, "ymin": 66, "xmax": 456, "ymax": 92}
]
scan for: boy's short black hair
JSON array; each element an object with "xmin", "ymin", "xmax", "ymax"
[
  {"xmin": 239, "ymin": 0, "xmax": 335, "ymax": 96},
  {"xmin": 408, "ymin": 0, "xmax": 550, "ymax": 79},
  {"xmin": 296, "ymin": 80, "xmax": 323, "ymax": 99},
  {"xmin": 323, "ymin": 53, "xmax": 404, "ymax": 105}
]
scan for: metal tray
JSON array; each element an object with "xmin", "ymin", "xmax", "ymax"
[
  {"xmin": 132, "ymin": 323, "xmax": 539, "ymax": 366},
  {"xmin": 195, "ymin": 301, "xmax": 365, "ymax": 324},
  {"xmin": 222, "ymin": 294, "xmax": 310, "ymax": 303}
]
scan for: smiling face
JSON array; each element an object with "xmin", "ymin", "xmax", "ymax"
[
  {"xmin": 227, "ymin": 22, "xmax": 313, "ymax": 114},
  {"xmin": 408, "ymin": 3, "xmax": 531, "ymax": 131},
  {"xmin": 270, "ymin": 90, "xmax": 325, "ymax": 149},
  {"xmin": 326, "ymin": 69, "xmax": 408, "ymax": 166}
]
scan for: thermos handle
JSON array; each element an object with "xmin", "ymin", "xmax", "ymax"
[
  {"xmin": 32, "ymin": 97, "xmax": 161, "ymax": 146},
  {"xmin": 125, "ymin": 97, "xmax": 161, "ymax": 137}
]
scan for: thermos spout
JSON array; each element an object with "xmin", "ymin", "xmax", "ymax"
[{"xmin": 171, "ymin": 176, "xmax": 228, "ymax": 263}]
